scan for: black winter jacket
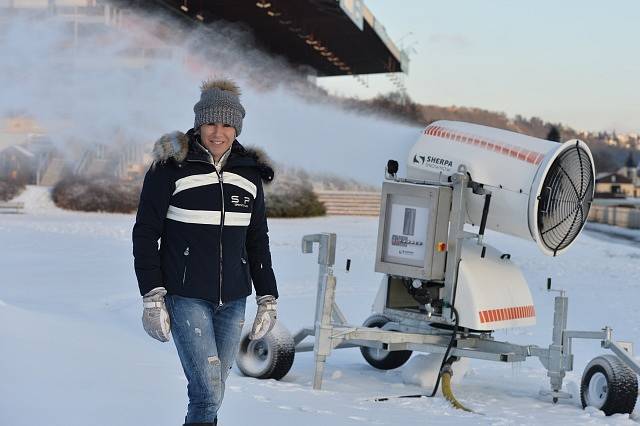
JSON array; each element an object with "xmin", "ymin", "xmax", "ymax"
[{"xmin": 132, "ymin": 129, "xmax": 278, "ymax": 305}]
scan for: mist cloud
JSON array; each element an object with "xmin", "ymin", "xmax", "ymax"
[{"xmin": 1, "ymin": 8, "xmax": 419, "ymax": 185}]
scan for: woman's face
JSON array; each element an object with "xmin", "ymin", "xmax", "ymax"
[{"xmin": 199, "ymin": 123, "xmax": 236, "ymax": 161}]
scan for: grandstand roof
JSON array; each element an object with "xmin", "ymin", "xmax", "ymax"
[{"xmin": 141, "ymin": 0, "xmax": 408, "ymax": 76}]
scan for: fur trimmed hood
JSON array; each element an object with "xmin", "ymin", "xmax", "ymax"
[
  {"xmin": 153, "ymin": 131, "xmax": 190, "ymax": 163},
  {"xmin": 152, "ymin": 130, "xmax": 274, "ymax": 183}
]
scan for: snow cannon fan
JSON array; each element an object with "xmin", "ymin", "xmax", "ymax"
[
  {"xmin": 408, "ymin": 120, "xmax": 594, "ymax": 256},
  {"xmin": 373, "ymin": 120, "xmax": 595, "ymax": 332}
]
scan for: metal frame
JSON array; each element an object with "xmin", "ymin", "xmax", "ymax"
[{"xmin": 295, "ymin": 172, "xmax": 640, "ymax": 398}]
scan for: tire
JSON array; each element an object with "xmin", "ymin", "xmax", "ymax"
[
  {"xmin": 359, "ymin": 314, "xmax": 412, "ymax": 370},
  {"xmin": 236, "ymin": 321, "xmax": 295, "ymax": 380},
  {"xmin": 580, "ymin": 354, "xmax": 638, "ymax": 415}
]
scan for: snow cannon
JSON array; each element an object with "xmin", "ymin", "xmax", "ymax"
[
  {"xmin": 237, "ymin": 121, "xmax": 639, "ymax": 418},
  {"xmin": 373, "ymin": 120, "xmax": 594, "ymax": 332},
  {"xmin": 408, "ymin": 120, "xmax": 595, "ymax": 256}
]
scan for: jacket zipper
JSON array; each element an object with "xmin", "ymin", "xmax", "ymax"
[
  {"xmin": 182, "ymin": 246, "xmax": 189, "ymax": 284},
  {"xmin": 187, "ymin": 148, "xmax": 227, "ymax": 307},
  {"xmin": 217, "ymin": 169, "xmax": 225, "ymax": 307}
]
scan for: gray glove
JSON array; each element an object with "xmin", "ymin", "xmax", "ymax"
[
  {"xmin": 249, "ymin": 295, "xmax": 277, "ymax": 340},
  {"xmin": 142, "ymin": 287, "xmax": 171, "ymax": 342}
]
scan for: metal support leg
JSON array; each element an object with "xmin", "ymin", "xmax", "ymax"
[
  {"xmin": 313, "ymin": 274, "xmax": 337, "ymax": 389},
  {"xmin": 302, "ymin": 233, "xmax": 338, "ymax": 390},
  {"xmin": 548, "ymin": 295, "xmax": 568, "ymax": 392}
]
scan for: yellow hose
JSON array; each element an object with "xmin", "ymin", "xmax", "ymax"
[{"xmin": 441, "ymin": 371, "xmax": 474, "ymax": 413}]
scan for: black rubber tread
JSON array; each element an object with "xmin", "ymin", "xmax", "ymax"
[
  {"xmin": 580, "ymin": 354, "xmax": 638, "ymax": 416},
  {"xmin": 264, "ymin": 323, "xmax": 296, "ymax": 380},
  {"xmin": 359, "ymin": 314, "xmax": 412, "ymax": 370},
  {"xmin": 236, "ymin": 322, "xmax": 295, "ymax": 380}
]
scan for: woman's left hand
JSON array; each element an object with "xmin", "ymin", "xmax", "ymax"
[{"xmin": 249, "ymin": 295, "xmax": 277, "ymax": 340}]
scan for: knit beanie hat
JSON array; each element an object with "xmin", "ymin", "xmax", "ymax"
[{"xmin": 193, "ymin": 78, "xmax": 246, "ymax": 136}]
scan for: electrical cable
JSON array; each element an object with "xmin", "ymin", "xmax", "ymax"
[
  {"xmin": 428, "ymin": 304, "xmax": 459, "ymax": 397},
  {"xmin": 373, "ymin": 304, "xmax": 459, "ymax": 402}
]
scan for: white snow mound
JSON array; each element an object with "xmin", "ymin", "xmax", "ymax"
[{"xmin": 11, "ymin": 185, "xmax": 60, "ymax": 213}]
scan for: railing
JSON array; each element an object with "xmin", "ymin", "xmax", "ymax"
[
  {"xmin": 588, "ymin": 205, "xmax": 640, "ymax": 229},
  {"xmin": 0, "ymin": 201, "xmax": 25, "ymax": 214}
]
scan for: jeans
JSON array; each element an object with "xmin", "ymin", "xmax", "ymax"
[{"xmin": 166, "ymin": 294, "xmax": 247, "ymax": 424}]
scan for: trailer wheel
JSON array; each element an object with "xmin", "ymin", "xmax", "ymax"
[
  {"xmin": 360, "ymin": 314, "xmax": 412, "ymax": 370},
  {"xmin": 580, "ymin": 355, "xmax": 638, "ymax": 415},
  {"xmin": 236, "ymin": 321, "xmax": 295, "ymax": 380}
]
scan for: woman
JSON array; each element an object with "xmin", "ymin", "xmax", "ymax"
[{"xmin": 132, "ymin": 78, "xmax": 278, "ymax": 426}]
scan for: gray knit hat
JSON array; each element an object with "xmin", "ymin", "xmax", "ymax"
[{"xmin": 193, "ymin": 78, "xmax": 246, "ymax": 136}]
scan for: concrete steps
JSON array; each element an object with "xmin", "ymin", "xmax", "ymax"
[
  {"xmin": 39, "ymin": 157, "xmax": 66, "ymax": 186},
  {"xmin": 315, "ymin": 190, "xmax": 381, "ymax": 216}
]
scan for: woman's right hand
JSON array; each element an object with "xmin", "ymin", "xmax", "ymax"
[{"xmin": 142, "ymin": 287, "xmax": 171, "ymax": 342}]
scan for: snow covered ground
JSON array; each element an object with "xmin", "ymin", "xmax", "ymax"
[{"xmin": 1, "ymin": 188, "xmax": 639, "ymax": 425}]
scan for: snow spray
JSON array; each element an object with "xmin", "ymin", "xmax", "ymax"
[{"xmin": 0, "ymin": 9, "xmax": 418, "ymax": 185}]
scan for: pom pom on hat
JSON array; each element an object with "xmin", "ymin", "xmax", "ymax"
[{"xmin": 200, "ymin": 78, "xmax": 241, "ymax": 96}]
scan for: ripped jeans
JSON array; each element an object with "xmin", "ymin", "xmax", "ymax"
[{"xmin": 165, "ymin": 294, "xmax": 247, "ymax": 424}]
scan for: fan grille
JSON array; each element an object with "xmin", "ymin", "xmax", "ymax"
[{"xmin": 537, "ymin": 143, "xmax": 594, "ymax": 255}]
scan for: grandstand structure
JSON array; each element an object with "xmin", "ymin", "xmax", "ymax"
[
  {"xmin": 1, "ymin": 0, "xmax": 408, "ymax": 78},
  {"xmin": 127, "ymin": 0, "xmax": 409, "ymax": 77}
]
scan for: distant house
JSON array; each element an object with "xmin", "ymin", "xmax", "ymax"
[
  {"xmin": 616, "ymin": 152, "xmax": 640, "ymax": 197},
  {"xmin": 0, "ymin": 144, "xmax": 37, "ymax": 183},
  {"xmin": 595, "ymin": 173, "xmax": 634, "ymax": 198},
  {"xmin": 0, "ymin": 137, "xmax": 66, "ymax": 186}
]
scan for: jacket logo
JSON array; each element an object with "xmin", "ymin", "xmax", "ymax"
[{"xmin": 231, "ymin": 195, "xmax": 251, "ymax": 208}]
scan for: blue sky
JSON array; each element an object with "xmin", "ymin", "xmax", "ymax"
[{"xmin": 317, "ymin": 0, "xmax": 639, "ymax": 133}]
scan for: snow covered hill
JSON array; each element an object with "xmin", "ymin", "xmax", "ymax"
[{"xmin": 0, "ymin": 210, "xmax": 638, "ymax": 425}]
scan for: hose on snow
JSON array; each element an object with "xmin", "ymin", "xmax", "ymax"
[{"xmin": 440, "ymin": 364, "xmax": 474, "ymax": 412}]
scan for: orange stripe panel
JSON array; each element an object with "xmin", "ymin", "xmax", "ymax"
[
  {"xmin": 479, "ymin": 305, "xmax": 536, "ymax": 323},
  {"xmin": 425, "ymin": 127, "xmax": 544, "ymax": 166}
]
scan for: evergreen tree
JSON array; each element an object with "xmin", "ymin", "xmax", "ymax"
[{"xmin": 547, "ymin": 126, "xmax": 561, "ymax": 142}]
